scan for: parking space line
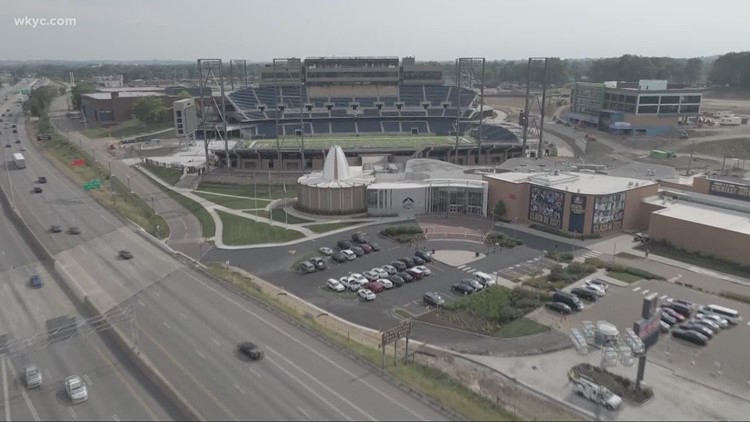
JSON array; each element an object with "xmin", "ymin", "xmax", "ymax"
[
  {"xmin": 632, "ymin": 287, "xmax": 641, "ymax": 292},
  {"xmin": 660, "ymin": 295, "xmax": 668, "ymax": 300},
  {"xmin": 457, "ymin": 265, "xmax": 466, "ymax": 269},
  {"xmin": 642, "ymin": 289, "xmax": 649, "ymax": 295}
]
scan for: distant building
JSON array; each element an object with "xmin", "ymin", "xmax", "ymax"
[
  {"xmin": 567, "ymin": 80, "xmax": 702, "ymax": 136},
  {"xmin": 93, "ymin": 75, "xmax": 124, "ymax": 88},
  {"xmin": 81, "ymin": 91, "xmax": 171, "ymax": 123}
]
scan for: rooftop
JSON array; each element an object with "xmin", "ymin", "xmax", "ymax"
[
  {"xmin": 95, "ymin": 87, "xmax": 164, "ymax": 92},
  {"xmin": 84, "ymin": 92, "xmax": 165, "ymax": 100},
  {"xmin": 651, "ymin": 201, "xmax": 750, "ymax": 236},
  {"xmin": 484, "ymin": 171, "xmax": 657, "ymax": 195}
]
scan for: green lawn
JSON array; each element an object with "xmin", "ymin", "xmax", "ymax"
[
  {"xmin": 607, "ymin": 271, "xmax": 643, "ymax": 284},
  {"xmin": 197, "ymin": 181, "xmax": 296, "ymax": 200},
  {"xmin": 217, "ymin": 210, "xmax": 304, "ymax": 245},
  {"xmin": 244, "ymin": 208, "xmax": 313, "ymax": 224},
  {"xmin": 83, "ymin": 120, "xmax": 173, "ymax": 139},
  {"xmin": 494, "ymin": 317, "xmax": 551, "ymax": 338},
  {"xmin": 142, "ymin": 162, "xmax": 183, "ymax": 185},
  {"xmin": 306, "ymin": 221, "xmax": 369, "ymax": 233},
  {"xmin": 250, "ymin": 134, "xmax": 466, "ymax": 150},
  {"xmin": 194, "ymin": 191, "xmax": 268, "ymax": 210}
]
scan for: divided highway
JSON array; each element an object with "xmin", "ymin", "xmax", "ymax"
[{"xmin": 1, "ymin": 81, "xmax": 449, "ymax": 420}]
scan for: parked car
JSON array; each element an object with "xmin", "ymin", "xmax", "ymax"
[
  {"xmin": 452, "ymin": 282, "xmax": 475, "ymax": 295},
  {"xmin": 678, "ymin": 323, "xmax": 714, "ymax": 339},
  {"xmin": 415, "ymin": 250, "xmax": 432, "ymax": 262},
  {"xmin": 406, "ymin": 268, "xmax": 424, "ymax": 280},
  {"xmin": 662, "ymin": 302, "xmax": 692, "ymax": 317},
  {"xmin": 552, "ymin": 291, "xmax": 584, "ymax": 311},
  {"xmin": 299, "ymin": 261, "xmax": 316, "ymax": 273},
  {"xmin": 382, "ymin": 264, "xmax": 397, "ymax": 275},
  {"xmin": 412, "ymin": 256, "xmax": 426, "ymax": 266},
  {"xmin": 545, "ymin": 301, "xmax": 572, "ymax": 314},
  {"xmin": 661, "ymin": 312, "xmax": 678, "ymax": 326},
  {"xmin": 570, "ymin": 287, "xmax": 598, "ymax": 302},
  {"xmin": 666, "ymin": 298, "xmax": 695, "ymax": 310},
  {"xmin": 237, "ymin": 342, "xmax": 265, "ymax": 360},
  {"xmin": 688, "ymin": 318, "xmax": 721, "ymax": 332},
  {"xmin": 365, "ymin": 281, "xmax": 385, "ymax": 293},
  {"xmin": 391, "ymin": 261, "xmax": 407, "ymax": 271},
  {"xmin": 585, "ymin": 279, "xmax": 609, "ymax": 292},
  {"xmin": 387, "ymin": 274, "xmax": 405, "ymax": 287},
  {"xmin": 351, "ymin": 246, "xmax": 365, "ymax": 257},
  {"xmin": 309, "ymin": 257, "xmax": 326, "ymax": 270},
  {"xmin": 351, "ymin": 232, "xmax": 368, "ymax": 244},
  {"xmin": 580, "ymin": 284, "xmax": 605, "ymax": 297},
  {"xmin": 363, "ymin": 271, "xmax": 379, "ymax": 282},
  {"xmin": 64, "ymin": 375, "xmax": 88, "ymax": 404},
  {"xmin": 376, "ymin": 278, "xmax": 393, "ymax": 289},
  {"xmin": 461, "ymin": 278, "xmax": 484, "ymax": 291},
  {"xmin": 338, "ymin": 276, "xmax": 357, "ymax": 291},
  {"xmin": 413, "ymin": 265, "xmax": 431, "ymax": 276},
  {"xmin": 398, "ymin": 271, "xmax": 414, "ymax": 283},
  {"xmin": 694, "ymin": 313, "xmax": 729, "ymax": 328},
  {"xmin": 360, "ymin": 243, "xmax": 373, "ymax": 254},
  {"xmin": 350, "ymin": 273, "xmax": 368, "ymax": 286},
  {"xmin": 337, "ymin": 240, "xmax": 352, "ymax": 250},
  {"xmin": 332, "ymin": 251, "xmax": 347, "ymax": 263},
  {"xmin": 473, "ymin": 272, "xmax": 496, "ymax": 287},
  {"xmin": 24, "ymin": 366, "xmax": 42, "ymax": 388},
  {"xmin": 358, "ymin": 288, "xmax": 376, "ymax": 301},
  {"xmin": 369, "ymin": 242, "xmax": 382, "ymax": 252},
  {"xmin": 341, "ymin": 250, "xmax": 357, "ymax": 261},
  {"xmin": 423, "ymin": 292, "xmax": 444, "ymax": 307},
  {"xmin": 319, "ymin": 247, "xmax": 334, "ymax": 256},
  {"xmin": 660, "ymin": 307, "xmax": 685, "ymax": 322},
  {"xmin": 30, "ymin": 275, "xmax": 43, "ymax": 288},
  {"xmin": 399, "ymin": 257, "xmax": 416, "ymax": 268},
  {"xmin": 659, "ymin": 321, "xmax": 671, "ymax": 333},
  {"xmin": 326, "ymin": 278, "xmax": 345, "ymax": 292},
  {"xmin": 672, "ymin": 329, "xmax": 708, "ymax": 346},
  {"xmin": 371, "ymin": 267, "xmax": 389, "ymax": 278}
]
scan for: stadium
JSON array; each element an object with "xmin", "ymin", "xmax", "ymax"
[{"xmin": 204, "ymin": 56, "xmax": 523, "ymax": 172}]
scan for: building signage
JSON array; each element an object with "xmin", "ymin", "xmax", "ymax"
[
  {"xmin": 634, "ymin": 313, "xmax": 661, "ymax": 348},
  {"xmin": 708, "ymin": 180, "xmax": 750, "ymax": 202},
  {"xmin": 591, "ymin": 192, "xmax": 626, "ymax": 234},
  {"xmin": 381, "ymin": 322, "xmax": 412, "ymax": 346},
  {"xmin": 528, "ymin": 186, "xmax": 564, "ymax": 229},
  {"xmin": 567, "ymin": 194, "xmax": 587, "ymax": 234}
]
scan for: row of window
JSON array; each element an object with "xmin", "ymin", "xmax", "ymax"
[{"xmin": 637, "ymin": 104, "xmax": 700, "ymax": 114}]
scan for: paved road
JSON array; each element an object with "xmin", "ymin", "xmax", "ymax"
[
  {"xmin": 47, "ymin": 89, "xmax": 204, "ymax": 258},
  {"xmin": 4, "ymin": 81, "xmax": 448, "ymax": 421}
]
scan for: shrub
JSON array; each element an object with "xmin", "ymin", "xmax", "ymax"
[
  {"xmin": 622, "ymin": 267, "xmax": 666, "ymax": 280},
  {"xmin": 585, "ymin": 257, "xmax": 607, "ymax": 268},
  {"xmin": 566, "ymin": 262, "xmax": 593, "ymax": 274}
]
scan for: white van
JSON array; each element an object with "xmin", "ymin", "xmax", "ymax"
[
  {"xmin": 699, "ymin": 304, "xmax": 741, "ymax": 325},
  {"xmin": 474, "ymin": 271, "xmax": 496, "ymax": 287}
]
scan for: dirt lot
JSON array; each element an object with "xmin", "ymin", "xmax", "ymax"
[
  {"xmin": 484, "ymin": 96, "xmax": 559, "ymax": 118},
  {"xmin": 700, "ymin": 98, "xmax": 750, "ymax": 115}
]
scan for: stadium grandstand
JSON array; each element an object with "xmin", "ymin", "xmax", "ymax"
[{"xmin": 208, "ymin": 56, "xmax": 521, "ymax": 171}]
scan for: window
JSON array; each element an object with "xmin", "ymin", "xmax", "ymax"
[
  {"xmin": 638, "ymin": 105, "xmax": 658, "ymax": 114},
  {"xmin": 681, "ymin": 95, "xmax": 701, "ymax": 104},
  {"xmin": 680, "ymin": 105, "xmax": 700, "ymax": 113},
  {"xmin": 625, "ymin": 95, "xmax": 637, "ymax": 104},
  {"xmin": 639, "ymin": 96, "xmax": 659, "ymax": 104},
  {"xmin": 659, "ymin": 105, "xmax": 679, "ymax": 114},
  {"xmin": 660, "ymin": 96, "xmax": 680, "ymax": 104}
]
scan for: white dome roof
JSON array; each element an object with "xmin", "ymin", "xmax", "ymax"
[{"xmin": 322, "ymin": 145, "xmax": 350, "ymax": 181}]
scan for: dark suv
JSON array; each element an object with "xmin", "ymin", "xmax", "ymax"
[
  {"xmin": 390, "ymin": 261, "xmax": 407, "ymax": 271},
  {"xmin": 399, "ymin": 257, "xmax": 416, "ymax": 268},
  {"xmin": 351, "ymin": 232, "xmax": 368, "ymax": 244},
  {"xmin": 309, "ymin": 257, "xmax": 326, "ymax": 270},
  {"xmin": 299, "ymin": 261, "xmax": 316, "ymax": 273},
  {"xmin": 237, "ymin": 342, "xmax": 264, "ymax": 360},
  {"xmin": 423, "ymin": 292, "xmax": 444, "ymax": 307},
  {"xmin": 337, "ymin": 240, "xmax": 352, "ymax": 250},
  {"xmin": 415, "ymin": 250, "xmax": 432, "ymax": 262}
]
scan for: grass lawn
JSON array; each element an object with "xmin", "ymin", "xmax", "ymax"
[
  {"xmin": 306, "ymin": 221, "xmax": 369, "ymax": 233},
  {"xmin": 205, "ymin": 264, "xmax": 518, "ymax": 422},
  {"xmin": 141, "ymin": 162, "xmax": 183, "ymax": 185},
  {"xmin": 494, "ymin": 317, "xmax": 551, "ymax": 338},
  {"xmin": 639, "ymin": 242, "xmax": 750, "ymax": 279},
  {"xmin": 194, "ymin": 191, "xmax": 267, "ymax": 210},
  {"xmin": 33, "ymin": 121, "xmax": 169, "ymax": 239},
  {"xmin": 217, "ymin": 210, "xmax": 304, "ymax": 245},
  {"xmin": 679, "ymin": 137, "xmax": 750, "ymax": 157},
  {"xmin": 607, "ymin": 271, "xmax": 643, "ymax": 284},
  {"xmin": 197, "ymin": 181, "xmax": 297, "ymax": 200},
  {"xmin": 250, "ymin": 135, "xmax": 466, "ymax": 150},
  {"xmin": 83, "ymin": 120, "xmax": 173, "ymax": 139},
  {"xmin": 244, "ymin": 209, "xmax": 313, "ymax": 224}
]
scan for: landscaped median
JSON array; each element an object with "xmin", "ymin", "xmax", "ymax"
[{"xmin": 203, "ymin": 263, "xmax": 519, "ymax": 422}]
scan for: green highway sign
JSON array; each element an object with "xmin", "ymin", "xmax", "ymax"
[{"xmin": 82, "ymin": 179, "xmax": 101, "ymax": 190}]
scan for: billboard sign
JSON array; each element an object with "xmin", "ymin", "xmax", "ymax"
[
  {"xmin": 528, "ymin": 186, "xmax": 565, "ymax": 229},
  {"xmin": 381, "ymin": 322, "xmax": 411, "ymax": 346},
  {"xmin": 567, "ymin": 194, "xmax": 587, "ymax": 234},
  {"xmin": 633, "ymin": 292, "xmax": 660, "ymax": 348},
  {"xmin": 591, "ymin": 192, "xmax": 626, "ymax": 234},
  {"xmin": 708, "ymin": 180, "xmax": 750, "ymax": 202}
]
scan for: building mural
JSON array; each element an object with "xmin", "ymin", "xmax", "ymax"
[
  {"xmin": 567, "ymin": 194, "xmax": 587, "ymax": 234},
  {"xmin": 528, "ymin": 186, "xmax": 565, "ymax": 229},
  {"xmin": 592, "ymin": 192, "xmax": 626, "ymax": 234}
]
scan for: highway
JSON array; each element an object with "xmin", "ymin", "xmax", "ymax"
[
  {"xmin": 2, "ymin": 80, "xmax": 450, "ymax": 420},
  {"xmin": 0, "ymin": 86, "xmax": 181, "ymax": 421}
]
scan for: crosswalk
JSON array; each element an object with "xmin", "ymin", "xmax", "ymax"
[
  {"xmin": 580, "ymin": 250, "xmax": 602, "ymax": 260},
  {"xmin": 632, "ymin": 286, "xmax": 671, "ymax": 300},
  {"xmin": 456, "ymin": 264, "xmax": 478, "ymax": 274}
]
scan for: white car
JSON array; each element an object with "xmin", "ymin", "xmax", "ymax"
[
  {"xmin": 341, "ymin": 250, "xmax": 357, "ymax": 261},
  {"xmin": 319, "ymin": 247, "xmax": 334, "ymax": 256},
  {"xmin": 585, "ymin": 279, "xmax": 609, "ymax": 292},
  {"xmin": 382, "ymin": 265, "xmax": 397, "ymax": 275},
  {"xmin": 350, "ymin": 273, "xmax": 368, "ymax": 285},
  {"xmin": 688, "ymin": 318, "xmax": 720, "ymax": 332},
  {"xmin": 695, "ymin": 313, "xmax": 729, "ymax": 328},
  {"xmin": 582, "ymin": 283, "xmax": 606, "ymax": 297},
  {"xmin": 338, "ymin": 276, "xmax": 355, "ymax": 290},
  {"xmin": 363, "ymin": 270, "xmax": 379, "ymax": 281},
  {"xmin": 358, "ymin": 289, "xmax": 376, "ymax": 301},
  {"xmin": 414, "ymin": 265, "xmax": 432, "ymax": 276},
  {"xmin": 372, "ymin": 267, "xmax": 389, "ymax": 278},
  {"xmin": 65, "ymin": 375, "xmax": 88, "ymax": 404},
  {"xmin": 326, "ymin": 278, "xmax": 345, "ymax": 292},
  {"xmin": 376, "ymin": 278, "xmax": 393, "ymax": 289}
]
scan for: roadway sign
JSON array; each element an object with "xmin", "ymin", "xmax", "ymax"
[
  {"xmin": 82, "ymin": 179, "xmax": 101, "ymax": 190},
  {"xmin": 381, "ymin": 321, "xmax": 412, "ymax": 346}
]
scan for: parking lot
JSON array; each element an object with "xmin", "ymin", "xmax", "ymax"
[{"xmin": 543, "ymin": 276, "xmax": 750, "ymax": 396}]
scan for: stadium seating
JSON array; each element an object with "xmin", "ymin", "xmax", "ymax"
[
  {"xmin": 476, "ymin": 124, "xmax": 517, "ymax": 142},
  {"xmin": 331, "ymin": 120, "xmax": 356, "ymax": 133},
  {"xmin": 357, "ymin": 120, "xmax": 382, "ymax": 133},
  {"xmin": 311, "ymin": 121, "xmax": 331, "ymax": 134},
  {"xmin": 399, "ymin": 85, "xmax": 424, "ymax": 106},
  {"xmin": 402, "ymin": 121, "xmax": 428, "ymax": 134}
]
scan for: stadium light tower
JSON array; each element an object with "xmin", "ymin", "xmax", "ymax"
[
  {"xmin": 521, "ymin": 57, "xmax": 549, "ymax": 158},
  {"xmin": 454, "ymin": 58, "xmax": 486, "ymax": 164},
  {"xmin": 228, "ymin": 59, "xmax": 249, "ymax": 90},
  {"xmin": 197, "ymin": 59, "xmax": 229, "ymax": 173},
  {"xmin": 272, "ymin": 58, "xmax": 305, "ymax": 177}
]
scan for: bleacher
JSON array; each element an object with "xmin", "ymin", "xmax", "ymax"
[
  {"xmin": 357, "ymin": 120, "xmax": 382, "ymax": 133},
  {"xmin": 399, "ymin": 85, "xmax": 424, "ymax": 106},
  {"xmin": 331, "ymin": 120, "xmax": 356, "ymax": 133},
  {"xmin": 402, "ymin": 121, "xmax": 428, "ymax": 134},
  {"xmin": 382, "ymin": 121, "xmax": 401, "ymax": 133},
  {"xmin": 477, "ymin": 125, "xmax": 517, "ymax": 142},
  {"xmin": 311, "ymin": 121, "xmax": 330, "ymax": 134}
]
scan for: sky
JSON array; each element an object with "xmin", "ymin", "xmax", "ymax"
[{"xmin": 1, "ymin": 0, "xmax": 749, "ymax": 62}]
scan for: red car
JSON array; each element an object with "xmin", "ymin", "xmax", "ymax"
[
  {"xmin": 366, "ymin": 281, "xmax": 384, "ymax": 293},
  {"xmin": 360, "ymin": 243, "xmax": 373, "ymax": 254}
]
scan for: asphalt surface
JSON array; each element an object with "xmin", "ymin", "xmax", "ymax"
[
  {"xmin": 48, "ymin": 92, "xmax": 204, "ymax": 258},
  {"xmin": 2, "ymin": 81, "xmax": 448, "ymax": 421},
  {"xmin": 0, "ymin": 85, "xmax": 180, "ymax": 421}
]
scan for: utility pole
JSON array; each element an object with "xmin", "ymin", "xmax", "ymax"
[
  {"xmin": 537, "ymin": 58, "xmax": 549, "ymax": 159},
  {"xmin": 521, "ymin": 58, "xmax": 533, "ymax": 153}
]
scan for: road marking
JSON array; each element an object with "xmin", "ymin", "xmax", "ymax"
[
  {"xmin": 137, "ymin": 299, "xmax": 145, "ymax": 307},
  {"xmin": 83, "ymin": 374, "xmax": 92, "ymax": 386},
  {"xmin": 179, "ymin": 312, "xmax": 188, "ymax": 320},
  {"xmin": 151, "ymin": 291, "xmax": 161, "ymax": 298},
  {"xmin": 2, "ymin": 360, "xmax": 10, "ymax": 422},
  {"xmin": 297, "ymin": 406, "xmax": 312, "ymax": 420},
  {"xmin": 68, "ymin": 408, "xmax": 77, "ymax": 420},
  {"xmin": 211, "ymin": 338, "xmax": 220, "ymax": 347},
  {"xmin": 5, "ymin": 362, "xmax": 39, "ymax": 422},
  {"xmin": 162, "ymin": 321, "xmax": 172, "ymax": 330},
  {"xmin": 457, "ymin": 265, "xmax": 466, "ymax": 269},
  {"xmin": 249, "ymin": 367, "xmax": 262, "ymax": 379},
  {"xmin": 642, "ymin": 289, "xmax": 649, "ymax": 295},
  {"xmin": 232, "ymin": 383, "xmax": 246, "ymax": 396},
  {"xmin": 660, "ymin": 295, "xmax": 668, "ymax": 300},
  {"xmin": 195, "ymin": 350, "xmax": 206, "ymax": 360},
  {"xmin": 632, "ymin": 287, "xmax": 641, "ymax": 292}
]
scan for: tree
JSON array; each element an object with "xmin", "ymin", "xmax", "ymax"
[
  {"xmin": 684, "ymin": 58, "xmax": 703, "ymax": 83},
  {"xmin": 133, "ymin": 96, "xmax": 167, "ymax": 124},
  {"xmin": 709, "ymin": 52, "xmax": 750, "ymax": 88},
  {"xmin": 493, "ymin": 200, "xmax": 507, "ymax": 220},
  {"xmin": 176, "ymin": 90, "xmax": 192, "ymax": 100},
  {"xmin": 71, "ymin": 81, "xmax": 95, "ymax": 110}
]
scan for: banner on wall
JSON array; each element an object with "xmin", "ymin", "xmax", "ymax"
[
  {"xmin": 708, "ymin": 180, "xmax": 750, "ymax": 202},
  {"xmin": 528, "ymin": 186, "xmax": 565, "ymax": 229},
  {"xmin": 591, "ymin": 192, "xmax": 626, "ymax": 234},
  {"xmin": 568, "ymin": 194, "xmax": 587, "ymax": 234}
]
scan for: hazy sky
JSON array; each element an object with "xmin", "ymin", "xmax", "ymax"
[{"xmin": 2, "ymin": 0, "xmax": 748, "ymax": 61}]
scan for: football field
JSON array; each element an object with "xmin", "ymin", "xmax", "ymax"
[{"xmin": 247, "ymin": 134, "xmax": 476, "ymax": 149}]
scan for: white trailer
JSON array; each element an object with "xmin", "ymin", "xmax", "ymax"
[
  {"xmin": 720, "ymin": 116, "xmax": 742, "ymax": 126},
  {"xmin": 571, "ymin": 374, "xmax": 622, "ymax": 410},
  {"xmin": 12, "ymin": 153, "xmax": 26, "ymax": 169}
]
